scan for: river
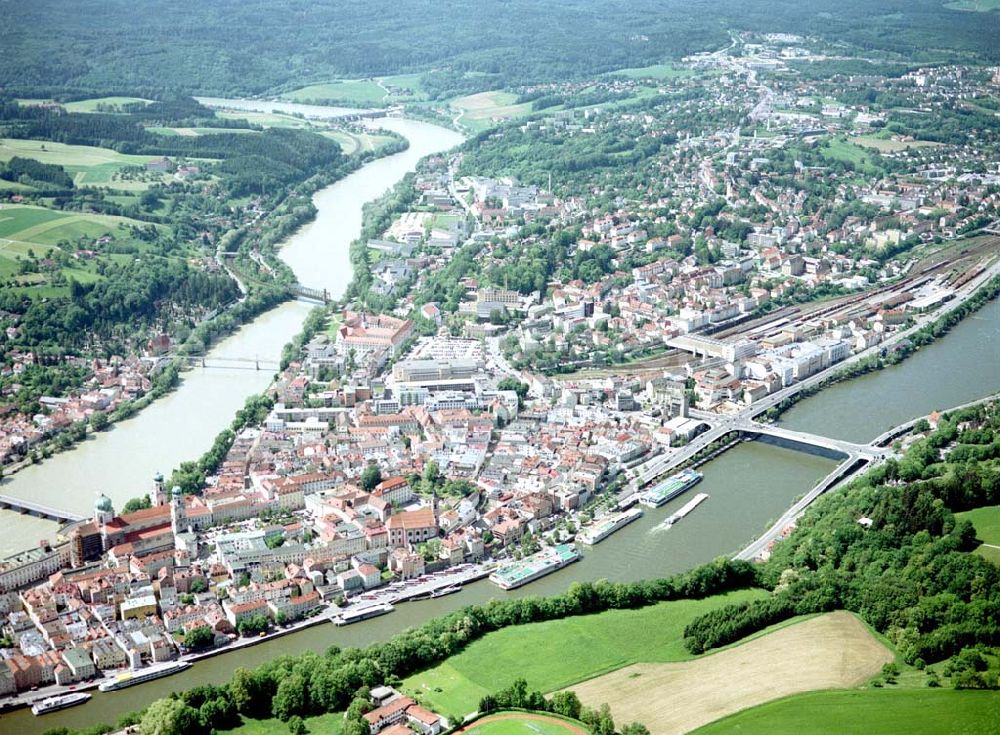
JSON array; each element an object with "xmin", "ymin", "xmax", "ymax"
[
  {"xmin": 778, "ymin": 297, "xmax": 1000, "ymax": 442},
  {"xmin": 0, "ymin": 115, "xmax": 463, "ymax": 557},
  {"xmin": 5, "ymin": 440, "xmax": 836, "ymax": 735}
]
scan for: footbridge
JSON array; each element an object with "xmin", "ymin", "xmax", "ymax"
[
  {"xmin": 177, "ymin": 356, "xmax": 281, "ymax": 371},
  {"xmin": 0, "ymin": 495, "xmax": 85, "ymax": 523},
  {"xmin": 291, "ymin": 284, "xmax": 331, "ymax": 304}
]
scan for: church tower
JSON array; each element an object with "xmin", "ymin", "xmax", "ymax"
[
  {"xmin": 170, "ymin": 486, "xmax": 186, "ymax": 536},
  {"xmin": 95, "ymin": 493, "xmax": 116, "ymax": 553},
  {"xmin": 151, "ymin": 473, "xmax": 167, "ymax": 507},
  {"xmin": 94, "ymin": 493, "xmax": 115, "ymax": 527}
]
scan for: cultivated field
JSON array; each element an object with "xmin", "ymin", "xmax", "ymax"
[
  {"xmin": 956, "ymin": 504, "xmax": 1000, "ymax": 564},
  {"xmin": 567, "ymin": 612, "xmax": 893, "ymax": 735},
  {"xmin": 457, "ymin": 713, "xmax": 587, "ymax": 735},
  {"xmin": 402, "ymin": 589, "xmax": 766, "ymax": 715},
  {"xmin": 689, "ymin": 689, "xmax": 1000, "ymax": 735}
]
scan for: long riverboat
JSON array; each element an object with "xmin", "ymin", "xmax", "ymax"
[
  {"xmin": 578, "ymin": 507, "xmax": 644, "ymax": 545},
  {"xmin": 334, "ymin": 602, "xmax": 394, "ymax": 625},
  {"xmin": 489, "ymin": 544, "xmax": 581, "ymax": 590},
  {"xmin": 98, "ymin": 661, "xmax": 191, "ymax": 692},
  {"xmin": 31, "ymin": 692, "xmax": 92, "ymax": 715},
  {"xmin": 639, "ymin": 468, "xmax": 703, "ymax": 508}
]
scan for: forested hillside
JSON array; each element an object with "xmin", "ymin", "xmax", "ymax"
[
  {"xmin": 684, "ymin": 402, "xmax": 1000, "ymax": 687},
  {"xmin": 1, "ymin": 0, "xmax": 997, "ymax": 98}
]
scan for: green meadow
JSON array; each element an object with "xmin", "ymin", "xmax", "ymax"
[
  {"xmin": 402, "ymin": 589, "xmax": 766, "ymax": 715},
  {"xmin": 689, "ymin": 689, "xmax": 1000, "ymax": 735}
]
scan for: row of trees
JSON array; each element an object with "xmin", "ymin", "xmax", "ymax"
[
  {"xmin": 169, "ymin": 393, "xmax": 274, "ymax": 493},
  {"xmin": 53, "ymin": 557, "xmax": 756, "ymax": 735}
]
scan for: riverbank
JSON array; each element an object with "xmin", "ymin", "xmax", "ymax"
[
  {"xmin": 0, "ymin": 117, "xmax": 463, "ymax": 555},
  {"xmin": 762, "ymin": 272, "xmax": 1000, "ymax": 424},
  {"xmin": 0, "ymin": 128, "xmax": 409, "ymax": 486}
]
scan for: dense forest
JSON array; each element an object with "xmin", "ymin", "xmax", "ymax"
[{"xmin": 2, "ymin": 1, "xmax": 997, "ymax": 99}]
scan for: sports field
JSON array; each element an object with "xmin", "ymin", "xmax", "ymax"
[
  {"xmin": 457, "ymin": 713, "xmax": 587, "ymax": 735},
  {"xmin": 689, "ymin": 689, "xmax": 1000, "ymax": 735},
  {"xmin": 568, "ymin": 612, "xmax": 893, "ymax": 735},
  {"xmin": 956, "ymin": 504, "xmax": 1000, "ymax": 564},
  {"xmin": 852, "ymin": 135, "xmax": 943, "ymax": 153},
  {"xmin": 402, "ymin": 589, "xmax": 766, "ymax": 715}
]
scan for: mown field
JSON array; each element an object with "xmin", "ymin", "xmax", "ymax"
[
  {"xmin": 321, "ymin": 130, "xmax": 398, "ymax": 155},
  {"xmin": 62, "ymin": 96, "xmax": 151, "ymax": 112},
  {"xmin": 605, "ymin": 63, "xmax": 693, "ymax": 80},
  {"xmin": 149, "ymin": 126, "xmax": 259, "ymax": 137},
  {"xmin": 0, "ymin": 137, "xmax": 168, "ymax": 190},
  {"xmin": 283, "ymin": 74, "xmax": 428, "ymax": 106},
  {"xmin": 568, "ymin": 612, "xmax": 893, "ymax": 735},
  {"xmin": 0, "ymin": 137, "xmax": 152, "ymax": 168},
  {"xmin": 285, "ymin": 79, "xmax": 387, "ymax": 105},
  {"xmin": 956, "ymin": 504, "xmax": 1000, "ymax": 564},
  {"xmin": 215, "ymin": 110, "xmax": 313, "ymax": 129},
  {"xmin": 0, "ymin": 204, "xmax": 162, "ymax": 247},
  {"xmin": 402, "ymin": 589, "xmax": 766, "ymax": 715},
  {"xmin": 451, "ymin": 91, "xmax": 534, "ymax": 132},
  {"xmin": 0, "ymin": 204, "xmax": 167, "ymax": 292},
  {"xmin": 228, "ymin": 712, "xmax": 343, "ymax": 735},
  {"xmin": 689, "ymin": 689, "xmax": 1000, "ymax": 735},
  {"xmin": 820, "ymin": 137, "xmax": 883, "ymax": 174}
]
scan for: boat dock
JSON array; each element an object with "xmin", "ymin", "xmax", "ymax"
[{"xmin": 656, "ymin": 492, "xmax": 710, "ymax": 530}]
